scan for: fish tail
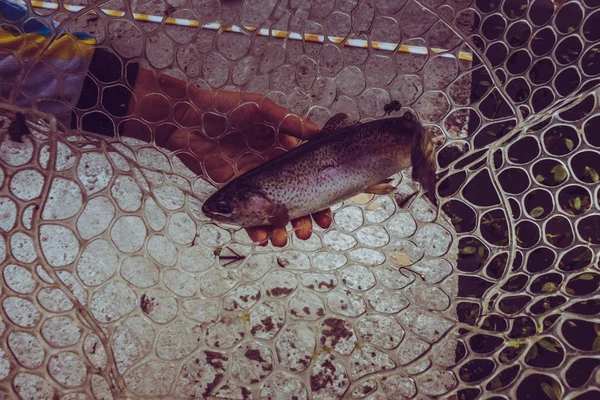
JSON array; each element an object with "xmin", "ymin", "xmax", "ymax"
[{"xmin": 410, "ymin": 124, "xmax": 438, "ymax": 204}]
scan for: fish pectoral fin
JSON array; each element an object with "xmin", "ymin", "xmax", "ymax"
[
  {"xmin": 268, "ymin": 205, "xmax": 290, "ymax": 228},
  {"xmin": 396, "ymin": 190, "xmax": 420, "ymax": 208},
  {"xmin": 321, "ymin": 113, "xmax": 359, "ymax": 133},
  {"xmin": 364, "ymin": 179, "xmax": 396, "ymax": 195}
]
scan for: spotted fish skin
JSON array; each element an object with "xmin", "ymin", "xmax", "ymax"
[{"xmin": 202, "ymin": 112, "xmax": 435, "ymax": 228}]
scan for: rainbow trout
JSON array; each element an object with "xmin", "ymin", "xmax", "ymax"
[{"xmin": 202, "ymin": 111, "xmax": 436, "ymax": 228}]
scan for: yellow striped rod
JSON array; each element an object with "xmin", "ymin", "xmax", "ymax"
[{"xmin": 29, "ymin": 1, "xmax": 473, "ymax": 61}]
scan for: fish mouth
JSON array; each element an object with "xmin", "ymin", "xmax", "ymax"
[{"xmin": 202, "ymin": 200, "xmax": 233, "ymax": 221}]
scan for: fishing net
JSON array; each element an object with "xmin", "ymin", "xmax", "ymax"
[{"xmin": 0, "ymin": 0, "xmax": 599, "ymax": 399}]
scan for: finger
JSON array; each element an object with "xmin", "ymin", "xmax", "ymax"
[
  {"xmin": 131, "ymin": 68, "xmax": 156, "ymax": 94},
  {"xmin": 258, "ymin": 97, "xmax": 320, "ymax": 139},
  {"xmin": 291, "ymin": 216, "xmax": 313, "ymax": 240},
  {"xmin": 246, "ymin": 227, "xmax": 270, "ymax": 246},
  {"xmin": 246, "ymin": 123, "xmax": 276, "ymax": 152},
  {"xmin": 172, "ymin": 152, "xmax": 203, "ymax": 176},
  {"xmin": 266, "ymin": 147, "xmax": 288, "ymax": 161},
  {"xmin": 279, "ymin": 114, "xmax": 321, "ymax": 140},
  {"xmin": 214, "ymin": 90, "xmax": 242, "ymax": 113},
  {"xmin": 229, "ymin": 103, "xmax": 260, "ymax": 130},
  {"xmin": 204, "ymin": 155, "xmax": 234, "ymax": 184},
  {"xmin": 172, "ymin": 102, "xmax": 202, "ymax": 128},
  {"xmin": 120, "ymin": 119, "xmax": 153, "ymax": 143},
  {"xmin": 157, "ymin": 71, "xmax": 187, "ymax": 99},
  {"xmin": 203, "ymin": 112, "xmax": 227, "ymax": 138},
  {"xmin": 188, "ymin": 85, "xmax": 213, "ymax": 111},
  {"xmin": 312, "ymin": 209, "xmax": 333, "ymax": 229},
  {"xmin": 258, "ymin": 97, "xmax": 288, "ymax": 126},
  {"xmin": 214, "ymin": 91, "xmax": 262, "ymax": 114},
  {"xmin": 219, "ymin": 131, "xmax": 247, "ymax": 159},
  {"xmin": 138, "ymin": 93, "xmax": 170, "ymax": 122},
  {"xmin": 270, "ymin": 227, "xmax": 288, "ymax": 247},
  {"xmin": 183, "ymin": 129, "xmax": 218, "ymax": 159},
  {"xmin": 236, "ymin": 153, "xmax": 265, "ymax": 176},
  {"xmin": 212, "ymin": 91, "xmax": 320, "ymax": 140},
  {"xmin": 279, "ymin": 133, "xmax": 300, "ymax": 150}
]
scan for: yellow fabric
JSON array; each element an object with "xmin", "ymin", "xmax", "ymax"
[{"xmin": 0, "ymin": 25, "xmax": 96, "ymax": 61}]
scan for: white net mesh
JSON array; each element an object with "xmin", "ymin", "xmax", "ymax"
[{"xmin": 0, "ymin": 0, "xmax": 599, "ymax": 399}]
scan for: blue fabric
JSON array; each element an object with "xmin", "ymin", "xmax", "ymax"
[
  {"xmin": 0, "ymin": 0, "xmax": 27, "ymax": 22},
  {"xmin": 0, "ymin": 0, "xmax": 94, "ymax": 39},
  {"xmin": 0, "ymin": 0, "xmax": 97, "ymax": 127},
  {"xmin": 0, "ymin": 1, "xmax": 49, "ymax": 34}
]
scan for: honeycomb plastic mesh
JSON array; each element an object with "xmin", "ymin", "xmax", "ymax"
[{"xmin": 0, "ymin": 0, "xmax": 598, "ymax": 399}]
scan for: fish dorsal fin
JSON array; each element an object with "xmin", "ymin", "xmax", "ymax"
[{"xmin": 321, "ymin": 113, "xmax": 358, "ymax": 133}]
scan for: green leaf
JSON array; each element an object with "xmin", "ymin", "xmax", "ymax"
[
  {"xmin": 507, "ymin": 339, "xmax": 526, "ymax": 348},
  {"xmin": 574, "ymin": 197, "xmax": 582, "ymax": 210},
  {"xmin": 594, "ymin": 323, "xmax": 600, "ymax": 336},
  {"xmin": 573, "ymin": 249, "xmax": 593, "ymax": 263},
  {"xmin": 536, "ymin": 174, "xmax": 545, "ymax": 182},
  {"xmin": 538, "ymin": 339, "xmax": 558, "ymax": 353},
  {"xmin": 461, "ymin": 246, "xmax": 476, "ymax": 254},
  {"xmin": 488, "ymin": 376, "xmax": 503, "ymax": 390},
  {"xmin": 530, "ymin": 207, "xmax": 544, "ymax": 218},
  {"xmin": 594, "ymin": 336, "xmax": 600, "ymax": 351},
  {"xmin": 525, "ymin": 344, "xmax": 538, "ymax": 363},
  {"xmin": 452, "ymin": 215, "xmax": 463, "ymax": 225},
  {"xmin": 585, "ymin": 167, "xmax": 600, "ymax": 182},
  {"xmin": 541, "ymin": 282, "xmax": 557, "ymax": 293},
  {"xmin": 551, "ymin": 165, "xmax": 567, "ymax": 182},
  {"xmin": 477, "ymin": 246, "xmax": 485, "ymax": 258},
  {"xmin": 564, "ymin": 138, "xmax": 573, "ymax": 151},
  {"xmin": 579, "ymin": 273, "xmax": 595, "ymax": 281},
  {"xmin": 541, "ymin": 382, "xmax": 558, "ymax": 400},
  {"xmin": 552, "ymin": 382, "xmax": 563, "ymax": 400}
]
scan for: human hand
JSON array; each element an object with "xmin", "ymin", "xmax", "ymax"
[{"xmin": 126, "ymin": 68, "xmax": 332, "ymax": 247}]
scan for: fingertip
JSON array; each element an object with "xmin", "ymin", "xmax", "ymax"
[
  {"xmin": 292, "ymin": 217, "xmax": 312, "ymax": 240},
  {"xmin": 280, "ymin": 115, "xmax": 321, "ymax": 140},
  {"xmin": 279, "ymin": 133, "xmax": 300, "ymax": 150},
  {"xmin": 270, "ymin": 227, "xmax": 288, "ymax": 247},
  {"xmin": 246, "ymin": 227, "xmax": 269, "ymax": 246},
  {"xmin": 266, "ymin": 147, "xmax": 287, "ymax": 161},
  {"xmin": 279, "ymin": 115, "xmax": 303, "ymax": 137},
  {"xmin": 304, "ymin": 120, "xmax": 321, "ymax": 138},
  {"xmin": 313, "ymin": 209, "xmax": 333, "ymax": 229}
]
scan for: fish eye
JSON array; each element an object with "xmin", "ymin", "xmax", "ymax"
[{"xmin": 213, "ymin": 201, "xmax": 233, "ymax": 214}]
